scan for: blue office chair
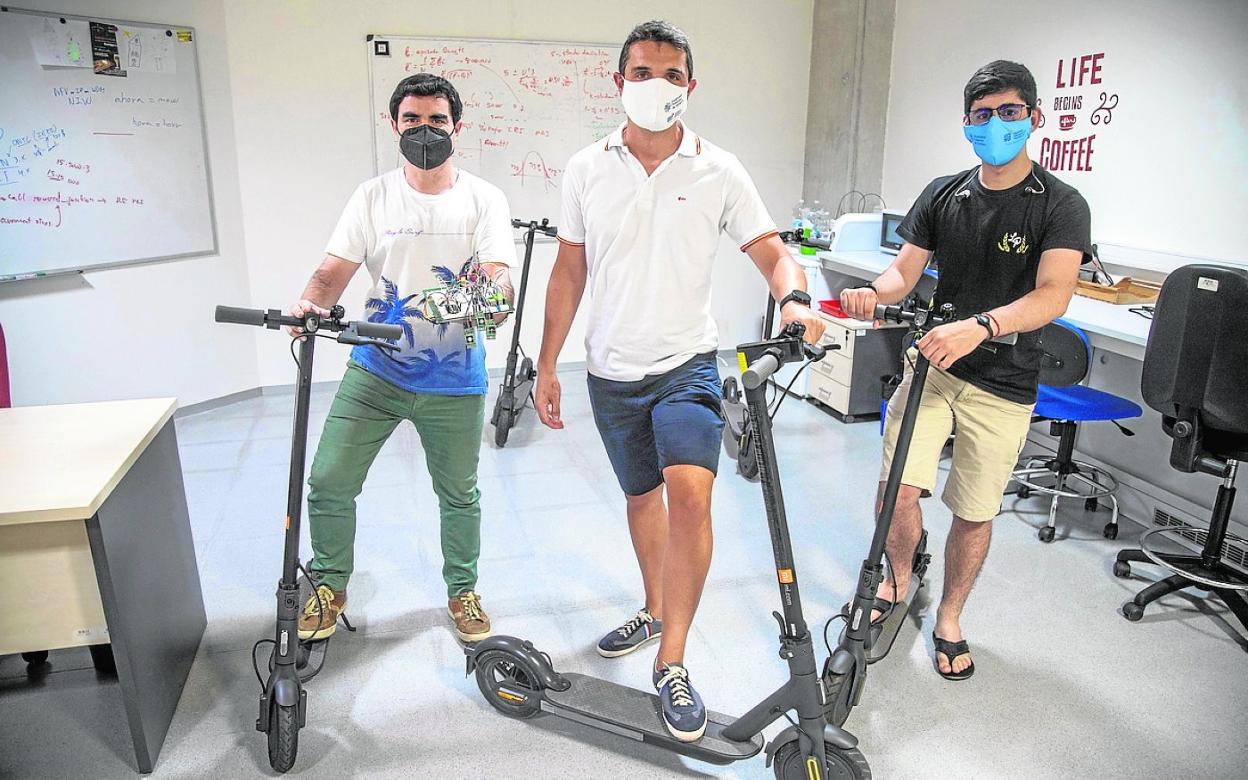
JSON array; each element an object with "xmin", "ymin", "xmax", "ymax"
[{"xmin": 1010, "ymin": 318, "xmax": 1143, "ymax": 542}]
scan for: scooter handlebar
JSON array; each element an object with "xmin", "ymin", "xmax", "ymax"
[
  {"xmin": 742, "ymin": 353, "xmax": 781, "ymax": 391},
  {"xmin": 353, "ymin": 320, "xmax": 403, "ymax": 340},
  {"xmin": 872, "ymin": 303, "xmax": 1018, "ymax": 345},
  {"xmin": 215, "ymin": 305, "xmax": 266, "ymax": 327},
  {"xmin": 512, "ymin": 217, "xmax": 558, "ymax": 237}
]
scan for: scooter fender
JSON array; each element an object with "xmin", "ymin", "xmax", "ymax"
[
  {"xmin": 464, "ymin": 634, "xmax": 570, "ymax": 691},
  {"xmin": 273, "ymin": 676, "xmax": 301, "ymax": 708},
  {"xmin": 764, "ymin": 724, "xmax": 860, "ymax": 767}
]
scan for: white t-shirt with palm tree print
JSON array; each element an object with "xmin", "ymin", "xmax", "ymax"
[{"xmin": 325, "ymin": 167, "xmax": 516, "ymax": 395}]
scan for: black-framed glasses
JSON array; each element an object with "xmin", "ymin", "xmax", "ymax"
[
  {"xmin": 1129, "ymin": 305, "xmax": 1155, "ymax": 320},
  {"xmin": 964, "ymin": 103, "xmax": 1032, "ymax": 126}
]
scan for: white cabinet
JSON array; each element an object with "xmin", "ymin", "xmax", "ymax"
[{"xmin": 806, "ymin": 312, "xmax": 907, "ymax": 422}]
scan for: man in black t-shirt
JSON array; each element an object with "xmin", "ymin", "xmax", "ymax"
[{"xmin": 841, "ymin": 60, "xmax": 1091, "ymax": 680}]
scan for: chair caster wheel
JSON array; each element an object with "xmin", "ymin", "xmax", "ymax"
[
  {"xmin": 1102, "ymin": 523, "xmax": 1118, "ymax": 540},
  {"xmin": 1038, "ymin": 526, "xmax": 1056, "ymax": 543},
  {"xmin": 1112, "ymin": 561, "xmax": 1131, "ymax": 578},
  {"xmin": 1122, "ymin": 602, "xmax": 1144, "ymax": 622},
  {"xmin": 1017, "ymin": 486, "xmax": 1032, "ymax": 499},
  {"xmin": 1085, "ymin": 497, "xmax": 1099, "ymax": 512}
]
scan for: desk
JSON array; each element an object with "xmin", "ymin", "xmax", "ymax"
[
  {"xmin": 808, "ymin": 248, "xmax": 1153, "ymax": 360},
  {"xmin": 0, "ymin": 398, "xmax": 206, "ymax": 774}
]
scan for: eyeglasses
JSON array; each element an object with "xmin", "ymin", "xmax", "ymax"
[
  {"xmin": 964, "ymin": 103, "xmax": 1032, "ymax": 126},
  {"xmin": 1129, "ymin": 305, "xmax": 1155, "ymax": 320}
]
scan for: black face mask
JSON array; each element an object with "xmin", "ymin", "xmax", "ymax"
[{"xmin": 399, "ymin": 124, "xmax": 453, "ymax": 170}]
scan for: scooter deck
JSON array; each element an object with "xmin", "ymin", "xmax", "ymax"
[{"xmin": 542, "ymin": 672, "xmax": 763, "ymax": 765}]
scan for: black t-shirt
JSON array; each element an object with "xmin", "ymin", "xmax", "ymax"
[{"xmin": 897, "ymin": 163, "xmax": 1092, "ymax": 404}]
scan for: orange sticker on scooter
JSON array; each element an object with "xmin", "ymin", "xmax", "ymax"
[
  {"xmin": 777, "ymin": 568, "xmax": 794, "ymax": 584},
  {"xmin": 285, "ymin": 515, "xmax": 291, "ymax": 529}
]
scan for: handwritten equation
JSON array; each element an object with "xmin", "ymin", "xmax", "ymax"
[{"xmin": 374, "ymin": 41, "xmax": 623, "ymax": 197}]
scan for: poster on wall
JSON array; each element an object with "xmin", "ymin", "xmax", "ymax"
[{"xmin": 1035, "ymin": 51, "xmax": 1119, "ymax": 174}]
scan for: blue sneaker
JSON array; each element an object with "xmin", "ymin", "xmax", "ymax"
[
  {"xmin": 596, "ymin": 608, "xmax": 661, "ymax": 658},
  {"xmin": 652, "ymin": 662, "xmax": 707, "ymax": 742}
]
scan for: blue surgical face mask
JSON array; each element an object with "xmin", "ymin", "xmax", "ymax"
[{"xmin": 962, "ymin": 115, "xmax": 1031, "ymax": 166}]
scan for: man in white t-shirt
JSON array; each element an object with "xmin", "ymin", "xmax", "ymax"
[
  {"xmin": 286, "ymin": 74, "xmax": 517, "ymax": 645},
  {"xmin": 534, "ymin": 20, "xmax": 825, "ymax": 742}
]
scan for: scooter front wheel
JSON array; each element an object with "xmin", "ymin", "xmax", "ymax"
[
  {"xmin": 267, "ymin": 703, "xmax": 299, "ymax": 773},
  {"xmin": 474, "ymin": 649, "xmax": 543, "ymax": 718},
  {"xmin": 771, "ymin": 741, "xmax": 872, "ymax": 780},
  {"xmin": 821, "ymin": 659, "xmax": 856, "ymax": 728}
]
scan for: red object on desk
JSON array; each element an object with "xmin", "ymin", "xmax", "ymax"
[{"xmin": 819, "ymin": 299, "xmax": 849, "ymax": 318}]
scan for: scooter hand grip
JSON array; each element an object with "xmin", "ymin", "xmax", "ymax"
[
  {"xmin": 353, "ymin": 321, "xmax": 403, "ymax": 339},
  {"xmin": 742, "ymin": 353, "xmax": 780, "ymax": 391},
  {"xmin": 215, "ymin": 305, "xmax": 265, "ymax": 326}
]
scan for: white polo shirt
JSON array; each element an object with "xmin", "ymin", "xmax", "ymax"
[{"xmin": 559, "ymin": 122, "xmax": 777, "ymax": 381}]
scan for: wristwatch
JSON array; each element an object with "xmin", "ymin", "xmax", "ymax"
[
  {"xmin": 973, "ymin": 313, "xmax": 995, "ymax": 338},
  {"xmin": 778, "ymin": 290, "xmax": 812, "ymax": 310}
]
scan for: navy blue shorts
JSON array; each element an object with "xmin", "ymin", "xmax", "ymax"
[{"xmin": 587, "ymin": 352, "xmax": 725, "ymax": 496}]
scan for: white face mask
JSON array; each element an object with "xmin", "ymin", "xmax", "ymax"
[{"xmin": 620, "ymin": 78, "xmax": 688, "ymax": 132}]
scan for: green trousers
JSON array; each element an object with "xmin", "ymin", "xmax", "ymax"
[{"xmin": 307, "ymin": 362, "xmax": 485, "ymax": 597}]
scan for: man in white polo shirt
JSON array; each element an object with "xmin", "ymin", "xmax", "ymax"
[{"xmin": 534, "ymin": 19, "xmax": 824, "ymax": 742}]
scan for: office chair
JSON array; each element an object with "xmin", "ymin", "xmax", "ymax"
[
  {"xmin": 1010, "ymin": 319, "xmax": 1143, "ymax": 542},
  {"xmin": 1114, "ymin": 265, "xmax": 1248, "ymax": 633}
]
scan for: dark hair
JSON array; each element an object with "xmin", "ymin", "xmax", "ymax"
[
  {"xmin": 619, "ymin": 20, "xmax": 694, "ymax": 79},
  {"xmin": 963, "ymin": 60, "xmax": 1037, "ymax": 114},
  {"xmin": 389, "ymin": 73, "xmax": 463, "ymax": 124}
]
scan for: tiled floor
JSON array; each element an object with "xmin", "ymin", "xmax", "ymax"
[{"xmin": 3, "ymin": 367, "xmax": 1246, "ymax": 778}]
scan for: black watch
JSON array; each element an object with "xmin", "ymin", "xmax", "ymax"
[
  {"xmin": 778, "ymin": 290, "xmax": 812, "ymax": 310},
  {"xmin": 973, "ymin": 313, "xmax": 995, "ymax": 338}
]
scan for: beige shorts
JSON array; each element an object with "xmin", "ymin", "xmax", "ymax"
[{"xmin": 879, "ymin": 352, "xmax": 1035, "ymax": 522}]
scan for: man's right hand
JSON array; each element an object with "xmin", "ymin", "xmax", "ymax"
[
  {"xmin": 534, "ymin": 369, "xmax": 563, "ymax": 429},
  {"xmin": 286, "ymin": 299, "xmax": 330, "ymax": 337},
  {"xmin": 840, "ymin": 285, "xmax": 880, "ymax": 322}
]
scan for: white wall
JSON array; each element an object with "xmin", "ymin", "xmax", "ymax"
[
  {"xmin": 882, "ymin": 0, "xmax": 1248, "ymax": 265},
  {"xmin": 220, "ymin": 0, "xmax": 814, "ymax": 386},
  {"xmin": 0, "ymin": 0, "xmax": 257, "ymax": 407}
]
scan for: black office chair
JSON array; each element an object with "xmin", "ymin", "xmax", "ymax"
[{"xmin": 1113, "ymin": 264, "xmax": 1248, "ymax": 636}]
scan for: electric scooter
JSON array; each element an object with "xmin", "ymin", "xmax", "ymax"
[
  {"xmin": 214, "ymin": 304, "xmax": 401, "ymax": 773},
  {"xmin": 466, "ymin": 323, "xmax": 873, "ymax": 779},
  {"xmin": 491, "ymin": 217, "xmax": 557, "ymax": 447},
  {"xmin": 821, "ymin": 299, "xmax": 1016, "ymax": 727}
]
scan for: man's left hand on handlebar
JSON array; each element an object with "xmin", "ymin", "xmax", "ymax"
[
  {"xmin": 780, "ymin": 301, "xmax": 825, "ymax": 344},
  {"xmin": 917, "ymin": 318, "xmax": 987, "ymax": 370}
]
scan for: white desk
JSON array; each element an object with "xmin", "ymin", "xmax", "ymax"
[
  {"xmin": 0, "ymin": 398, "xmax": 206, "ymax": 773},
  {"xmin": 804, "ymin": 248, "xmax": 1153, "ymax": 360}
]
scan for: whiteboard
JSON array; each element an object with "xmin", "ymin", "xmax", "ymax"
[
  {"xmin": 367, "ymin": 35, "xmax": 621, "ymax": 223},
  {"xmin": 0, "ymin": 7, "xmax": 216, "ymax": 280}
]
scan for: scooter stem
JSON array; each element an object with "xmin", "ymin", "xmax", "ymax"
[{"xmin": 844, "ymin": 352, "xmax": 932, "ymax": 644}]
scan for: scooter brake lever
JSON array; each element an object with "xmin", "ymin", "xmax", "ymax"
[{"xmin": 771, "ymin": 610, "xmax": 787, "ymax": 636}]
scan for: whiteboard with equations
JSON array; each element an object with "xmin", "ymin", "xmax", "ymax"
[
  {"xmin": 367, "ymin": 36, "xmax": 621, "ymax": 224},
  {"xmin": 0, "ymin": 8, "xmax": 215, "ymax": 281}
]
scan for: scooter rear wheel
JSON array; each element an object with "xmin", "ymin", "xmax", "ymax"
[
  {"xmin": 772, "ymin": 741, "xmax": 872, "ymax": 779},
  {"xmin": 267, "ymin": 702, "xmax": 299, "ymax": 773},
  {"xmin": 474, "ymin": 649, "xmax": 543, "ymax": 719}
]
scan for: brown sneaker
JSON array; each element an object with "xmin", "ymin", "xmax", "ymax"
[
  {"xmin": 297, "ymin": 585, "xmax": 346, "ymax": 641},
  {"xmin": 448, "ymin": 591, "xmax": 492, "ymax": 642}
]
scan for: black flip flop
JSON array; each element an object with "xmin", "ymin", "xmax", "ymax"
[{"xmin": 932, "ymin": 632, "xmax": 975, "ymax": 681}]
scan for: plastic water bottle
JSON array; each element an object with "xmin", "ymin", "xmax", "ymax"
[{"xmin": 791, "ymin": 199, "xmax": 806, "ymax": 230}]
